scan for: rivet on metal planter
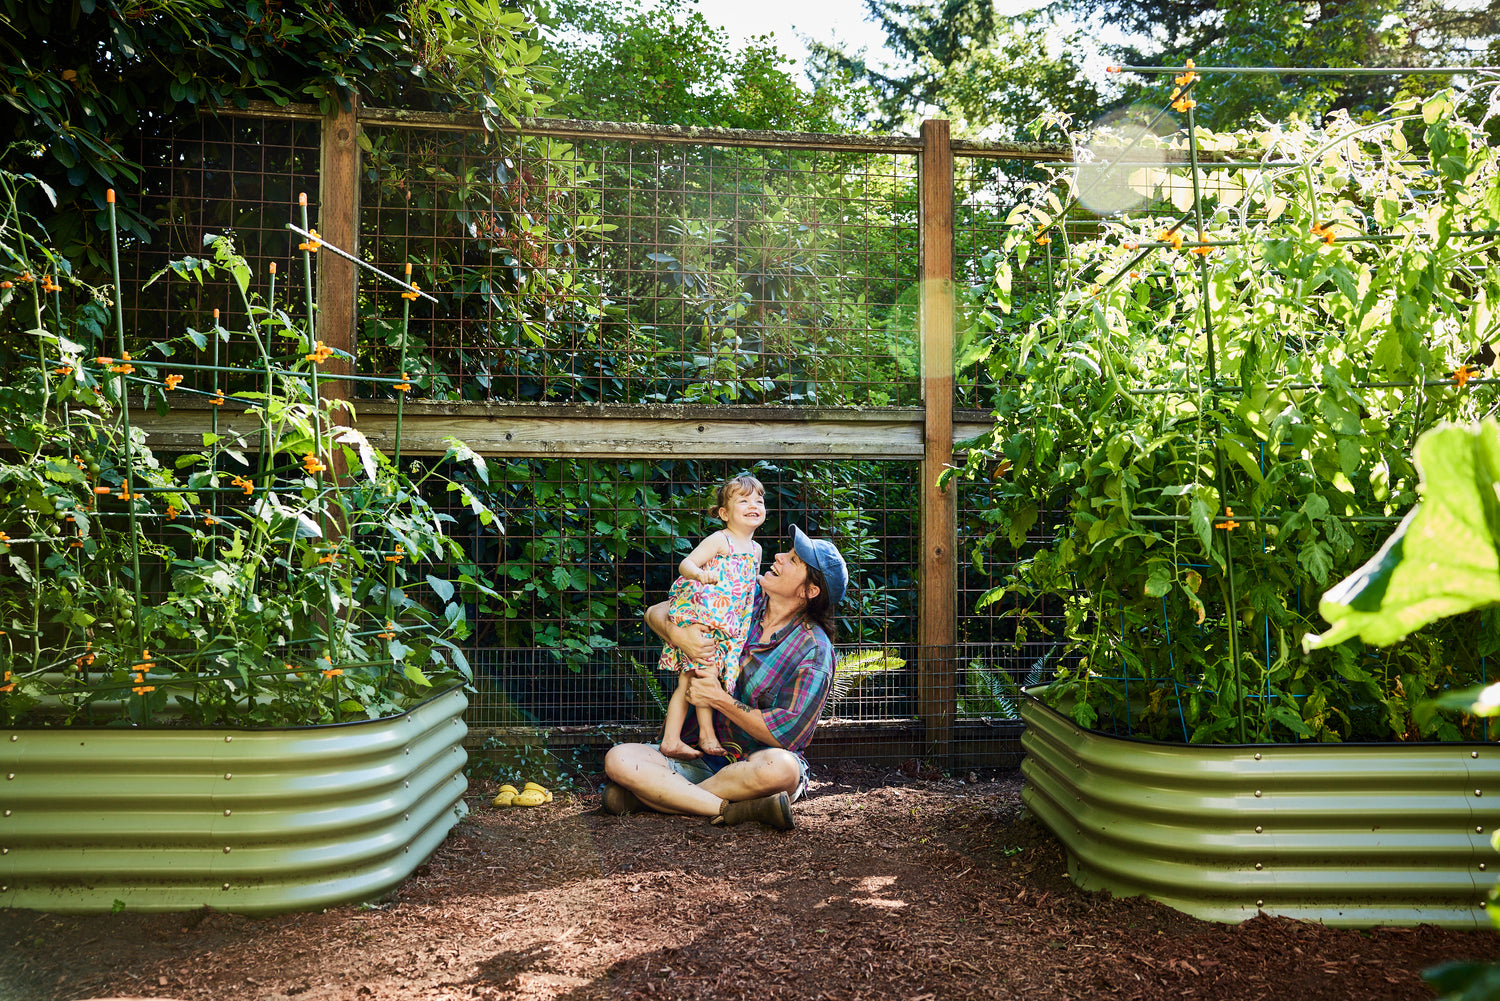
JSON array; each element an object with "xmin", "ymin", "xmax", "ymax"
[
  {"xmin": 224, "ymin": 772, "xmax": 232, "ymax": 780},
  {"xmin": 1256, "ymin": 899, "xmax": 1263, "ymax": 907},
  {"xmin": 225, "ymin": 735, "xmax": 232, "ymax": 743},
  {"xmin": 1476, "ymin": 789, "xmax": 1484, "ymax": 797},
  {"xmin": 6, "ymin": 773, "xmax": 13, "ymax": 780},
  {"xmin": 8, "ymin": 734, "xmax": 15, "ymax": 742},
  {"xmin": 1481, "ymin": 863, "xmax": 1488, "ymax": 871},
  {"xmin": 1254, "ymin": 789, "xmax": 1262, "ymax": 798},
  {"xmin": 223, "ymin": 846, "xmax": 232, "ymax": 854},
  {"xmin": 1255, "ymin": 826, "xmax": 1263, "ymax": 834},
  {"xmin": 1254, "ymin": 862, "xmax": 1262, "ymax": 870},
  {"xmin": 1254, "ymin": 752, "xmax": 1261, "ymax": 760},
  {"xmin": 222, "ymin": 883, "xmax": 230, "ymax": 891},
  {"xmin": 1479, "ymin": 826, "xmax": 1486, "ymax": 834},
  {"xmin": 223, "ymin": 809, "xmax": 232, "ymax": 817}
]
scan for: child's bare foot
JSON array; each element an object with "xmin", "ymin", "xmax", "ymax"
[
  {"xmin": 698, "ymin": 739, "xmax": 727, "ymax": 756},
  {"xmin": 660, "ymin": 738, "xmax": 702, "ymax": 760}
]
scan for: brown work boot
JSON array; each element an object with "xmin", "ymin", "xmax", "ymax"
[
  {"xmin": 713, "ymin": 791, "xmax": 794, "ymax": 830},
  {"xmin": 599, "ymin": 781, "xmax": 645, "ymax": 815}
]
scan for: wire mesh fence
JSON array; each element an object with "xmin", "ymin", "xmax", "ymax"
[
  {"xmin": 44, "ymin": 67, "xmax": 1500, "ymax": 772},
  {"xmin": 358, "ymin": 124, "xmax": 921, "ymax": 407},
  {"xmin": 115, "ymin": 114, "xmax": 322, "ymax": 395},
  {"xmin": 57, "ymin": 105, "xmax": 1083, "ymax": 768},
  {"xmin": 422, "ymin": 457, "xmax": 921, "ymax": 726}
]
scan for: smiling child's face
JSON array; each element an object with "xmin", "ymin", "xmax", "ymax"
[{"xmin": 720, "ymin": 486, "xmax": 765, "ymax": 536}]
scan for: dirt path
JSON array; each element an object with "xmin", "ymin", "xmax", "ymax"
[{"xmin": 1, "ymin": 768, "xmax": 1493, "ymax": 1001}]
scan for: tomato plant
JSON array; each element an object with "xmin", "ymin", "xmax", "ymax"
[
  {"xmin": 960, "ymin": 86, "xmax": 1500, "ymax": 743},
  {"xmin": 0, "ymin": 166, "xmax": 495, "ymax": 727}
]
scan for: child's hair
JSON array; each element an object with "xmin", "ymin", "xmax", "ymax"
[{"xmin": 710, "ymin": 473, "xmax": 765, "ymax": 518}]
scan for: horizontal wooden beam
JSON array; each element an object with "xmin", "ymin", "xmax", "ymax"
[
  {"xmin": 214, "ymin": 103, "xmax": 1075, "ymax": 161},
  {"xmin": 131, "ymin": 403, "xmax": 996, "ymax": 461}
]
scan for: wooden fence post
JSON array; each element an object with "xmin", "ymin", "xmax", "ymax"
[
  {"xmin": 317, "ymin": 93, "xmax": 359, "ymax": 404},
  {"xmin": 918, "ymin": 118, "xmax": 957, "ymax": 765}
]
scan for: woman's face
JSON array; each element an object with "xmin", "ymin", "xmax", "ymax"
[{"xmin": 760, "ymin": 549, "xmax": 818, "ymax": 603}]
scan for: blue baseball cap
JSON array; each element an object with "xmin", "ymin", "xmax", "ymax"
[{"xmin": 791, "ymin": 525, "xmax": 848, "ymax": 608}]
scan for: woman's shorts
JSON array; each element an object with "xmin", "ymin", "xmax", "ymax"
[{"xmin": 660, "ymin": 748, "xmax": 810, "ymax": 803}]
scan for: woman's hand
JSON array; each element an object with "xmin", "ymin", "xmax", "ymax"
[
  {"xmin": 673, "ymin": 623, "xmax": 716, "ymax": 665},
  {"xmin": 684, "ymin": 669, "xmax": 729, "ymax": 710},
  {"xmin": 645, "ymin": 601, "xmax": 717, "ymax": 664}
]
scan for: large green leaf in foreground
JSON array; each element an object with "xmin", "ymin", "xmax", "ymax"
[{"xmin": 1305, "ymin": 420, "xmax": 1500, "ymax": 650}]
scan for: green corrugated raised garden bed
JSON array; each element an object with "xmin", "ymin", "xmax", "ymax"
[
  {"xmin": 1020, "ymin": 691, "xmax": 1500, "ymax": 929},
  {"xmin": 0, "ymin": 183, "xmax": 492, "ymax": 913},
  {"xmin": 0, "ymin": 687, "xmax": 470, "ymax": 914}
]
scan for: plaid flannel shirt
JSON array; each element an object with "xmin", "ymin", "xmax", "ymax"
[{"xmin": 711, "ymin": 592, "xmax": 834, "ymax": 760}]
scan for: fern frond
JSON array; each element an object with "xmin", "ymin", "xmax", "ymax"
[
  {"xmin": 1025, "ymin": 644, "xmax": 1059, "ymax": 688},
  {"xmin": 963, "ymin": 659, "xmax": 1021, "ymax": 717},
  {"xmin": 825, "ymin": 648, "xmax": 907, "ymax": 713},
  {"xmin": 628, "ymin": 656, "xmax": 669, "ymax": 722}
]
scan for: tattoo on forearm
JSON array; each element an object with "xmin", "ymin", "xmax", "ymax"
[{"xmin": 733, "ymin": 699, "xmax": 753, "ymax": 715}]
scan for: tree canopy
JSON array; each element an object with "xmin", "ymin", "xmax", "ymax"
[
  {"xmin": 539, "ymin": 0, "xmax": 845, "ymax": 131},
  {"xmin": 805, "ymin": 0, "xmax": 1500, "ymax": 135},
  {"xmin": 1065, "ymin": 0, "xmax": 1500, "ymax": 129},
  {"xmin": 806, "ymin": 0, "xmax": 1100, "ymax": 134},
  {"xmin": 0, "ymin": 0, "xmax": 555, "ymax": 263}
]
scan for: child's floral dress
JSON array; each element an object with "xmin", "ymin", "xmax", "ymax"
[{"xmin": 658, "ymin": 531, "xmax": 759, "ymax": 688}]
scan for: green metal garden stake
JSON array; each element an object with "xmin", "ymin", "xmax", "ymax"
[
  {"xmin": 34, "ymin": 278, "xmax": 53, "ymax": 415},
  {"xmin": 385, "ymin": 263, "xmax": 419, "ymax": 633},
  {"xmin": 255, "ymin": 262, "xmax": 279, "ymax": 482},
  {"xmin": 210, "ymin": 307, "xmax": 222, "ymax": 529},
  {"xmin": 395, "ymin": 262, "xmax": 414, "ymax": 469},
  {"xmin": 105, "ymin": 189, "xmax": 146, "ymax": 658},
  {"xmin": 1183, "ymin": 84, "xmax": 1247, "ymax": 743},
  {"xmin": 296, "ymin": 193, "xmax": 341, "ymax": 713}
]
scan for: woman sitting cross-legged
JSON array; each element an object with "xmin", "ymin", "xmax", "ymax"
[{"xmin": 600, "ymin": 525, "xmax": 847, "ymax": 830}]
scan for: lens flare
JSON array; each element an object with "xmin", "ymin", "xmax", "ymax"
[{"xmin": 1074, "ymin": 106, "xmax": 1172, "ymax": 217}]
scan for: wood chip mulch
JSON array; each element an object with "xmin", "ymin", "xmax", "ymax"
[{"xmin": 1, "ymin": 765, "xmax": 1494, "ymax": 1001}]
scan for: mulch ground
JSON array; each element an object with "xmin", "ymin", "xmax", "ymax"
[{"xmin": 1, "ymin": 764, "xmax": 1494, "ymax": 1001}]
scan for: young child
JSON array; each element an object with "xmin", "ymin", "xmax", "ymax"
[{"xmin": 658, "ymin": 474, "xmax": 765, "ymax": 758}]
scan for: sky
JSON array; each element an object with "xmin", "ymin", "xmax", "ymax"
[
  {"xmin": 690, "ymin": 0, "xmax": 890, "ymax": 69},
  {"xmin": 690, "ymin": 0, "xmax": 1052, "ymax": 77}
]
